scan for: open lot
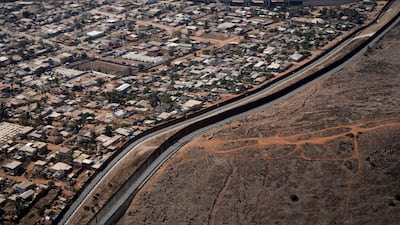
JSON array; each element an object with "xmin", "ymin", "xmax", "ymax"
[
  {"xmin": 74, "ymin": 60, "xmax": 130, "ymax": 76},
  {"xmin": 118, "ymin": 22, "xmax": 400, "ymax": 225}
]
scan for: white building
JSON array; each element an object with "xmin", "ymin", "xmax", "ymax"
[
  {"xmin": 86, "ymin": 30, "xmax": 105, "ymax": 39},
  {"xmin": 122, "ymin": 52, "xmax": 165, "ymax": 64}
]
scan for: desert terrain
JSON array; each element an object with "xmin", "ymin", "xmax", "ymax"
[{"xmin": 118, "ymin": 23, "xmax": 400, "ymax": 225}]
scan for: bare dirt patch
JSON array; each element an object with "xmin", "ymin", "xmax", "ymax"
[{"xmin": 74, "ymin": 60, "xmax": 130, "ymax": 76}]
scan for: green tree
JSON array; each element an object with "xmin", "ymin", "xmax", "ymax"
[
  {"xmin": 90, "ymin": 130, "xmax": 97, "ymax": 144},
  {"xmin": 105, "ymin": 125, "xmax": 113, "ymax": 137},
  {"xmin": 96, "ymin": 78, "xmax": 106, "ymax": 87},
  {"xmin": 172, "ymin": 30, "xmax": 182, "ymax": 38},
  {"xmin": 19, "ymin": 112, "xmax": 30, "ymax": 126},
  {"xmin": 138, "ymin": 64, "xmax": 145, "ymax": 72},
  {"xmin": 149, "ymin": 91, "xmax": 160, "ymax": 108},
  {"xmin": 0, "ymin": 103, "xmax": 8, "ymax": 121},
  {"xmin": 168, "ymin": 47, "xmax": 176, "ymax": 56}
]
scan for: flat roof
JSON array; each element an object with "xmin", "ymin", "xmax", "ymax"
[
  {"xmin": 183, "ymin": 99, "xmax": 202, "ymax": 108},
  {"xmin": 54, "ymin": 67, "xmax": 85, "ymax": 79},
  {"xmin": 86, "ymin": 30, "xmax": 104, "ymax": 37},
  {"xmin": 2, "ymin": 160, "xmax": 22, "ymax": 170},
  {"xmin": 122, "ymin": 52, "xmax": 165, "ymax": 64},
  {"xmin": 51, "ymin": 162, "xmax": 72, "ymax": 171},
  {"xmin": 35, "ymin": 160, "xmax": 47, "ymax": 166},
  {"xmin": 0, "ymin": 122, "xmax": 33, "ymax": 146},
  {"xmin": 19, "ymin": 189, "xmax": 35, "ymax": 200},
  {"xmin": 116, "ymin": 83, "xmax": 131, "ymax": 92}
]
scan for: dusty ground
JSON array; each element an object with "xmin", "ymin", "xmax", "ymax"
[
  {"xmin": 118, "ymin": 22, "xmax": 400, "ymax": 225},
  {"xmin": 74, "ymin": 60, "xmax": 130, "ymax": 75}
]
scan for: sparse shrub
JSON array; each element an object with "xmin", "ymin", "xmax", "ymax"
[{"xmin": 290, "ymin": 194, "xmax": 299, "ymax": 202}]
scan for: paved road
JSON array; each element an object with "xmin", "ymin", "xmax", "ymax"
[{"xmin": 59, "ymin": 9, "xmax": 399, "ymax": 225}]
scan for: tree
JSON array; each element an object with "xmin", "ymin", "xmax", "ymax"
[
  {"xmin": 204, "ymin": 20, "xmax": 209, "ymax": 29},
  {"xmin": 127, "ymin": 22, "xmax": 134, "ymax": 32},
  {"xmin": 22, "ymin": 11, "xmax": 32, "ymax": 18},
  {"xmin": 160, "ymin": 93, "xmax": 172, "ymax": 105},
  {"xmin": 314, "ymin": 39, "xmax": 320, "ymax": 49},
  {"xmin": 138, "ymin": 64, "xmax": 145, "ymax": 72},
  {"xmin": 290, "ymin": 194, "xmax": 299, "ymax": 202},
  {"xmin": 172, "ymin": 30, "xmax": 182, "ymax": 38},
  {"xmin": 127, "ymin": 67, "xmax": 133, "ymax": 75},
  {"xmin": 149, "ymin": 91, "xmax": 160, "ymax": 108},
  {"xmin": 0, "ymin": 103, "xmax": 8, "ymax": 121},
  {"xmin": 105, "ymin": 125, "xmax": 113, "ymax": 137},
  {"xmin": 81, "ymin": 52, "xmax": 88, "ymax": 59},
  {"xmin": 96, "ymin": 78, "xmax": 106, "ymax": 87},
  {"xmin": 90, "ymin": 130, "xmax": 97, "ymax": 144},
  {"xmin": 19, "ymin": 112, "xmax": 30, "ymax": 126},
  {"xmin": 73, "ymin": 18, "xmax": 82, "ymax": 29},
  {"xmin": 168, "ymin": 47, "xmax": 176, "ymax": 56}
]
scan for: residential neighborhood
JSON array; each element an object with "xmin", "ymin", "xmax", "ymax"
[{"xmin": 0, "ymin": 0, "xmax": 383, "ymax": 224}]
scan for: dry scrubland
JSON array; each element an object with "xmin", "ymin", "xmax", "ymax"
[{"xmin": 118, "ymin": 24, "xmax": 400, "ymax": 225}]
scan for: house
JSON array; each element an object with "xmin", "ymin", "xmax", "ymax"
[
  {"xmin": 54, "ymin": 67, "xmax": 85, "ymax": 79},
  {"xmin": 29, "ymin": 132, "xmax": 42, "ymax": 140},
  {"xmin": 0, "ymin": 197, "xmax": 6, "ymax": 206},
  {"xmin": 289, "ymin": 53, "xmax": 304, "ymax": 62},
  {"xmin": 218, "ymin": 22, "xmax": 236, "ymax": 31},
  {"xmin": 254, "ymin": 61, "xmax": 265, "ymax": 69},
  {"xmin": 0, "ymin": 56, "xmax": 10, "ymax": 67},
  {"xmin": 56, "ymin": 53, "xmax": 73, "ymax": 64},
  {"xmin": 20, "ymin": 143, "xmax": 37, "ymax": 156},
  {"xmin": 47, "ymin": 135, "xmax": 63, "ymax": 145},
  {"xmin": 56, "ymin": 147, "xmax": 72, "ymax": 161},
  {"xmin": 82, "ymin": 159, "xmax": 94, "ymax": 170},
  {"xmin": 34, "ymin": 160, "xmax": 47, "ymax": 169},
  {"xmin": 18, "ymin": 189, "xmax": 35, "ymax": 202},
  {"xmin": 116, "ymin": 83, "xmax": 131, "ymax": 92},
  {"xmin": 114, "ymin": 109, "xmax": 127, "ymax": 118},
  {"xmin": 32, "ymin": 141, "xmax": 47, "ymax": 154},
  {"xmin": 115, "ymin": 127, "xmax": 131, "ymax": 136},
  {"xmin": 86, "ymin": 30, "xmax": 105, "ymax": 40},
  {"xmin": 15, "ymin": 181, "xmax": 34, "ymax": 193},
  {"xmin": 157, "ymin": 112, "xmax": 172, "ymax": 121},
  {"xmin": 182, "ymin": 99, "xmax": 202, "ymax": 112},
  {"xmin": 72, "ymin": 153, "xmax": 90, "ymax": 168},
  {"xmin": 102, "ymin": 135, "xmax": 122, "ymax": 148},
  {"xmin": 263, "ymin": 46, "xmax": 277, "ymax": 55},
  {"xmin": 267, "ymin": 62, "xmax": 281, "ymax": 71},
  {"xmin": 50, "ymin": 162, "xmax": 72, "ymax": 178},
  {"xmin": 143, "ymin": 120, "xmax": 156, "ymax": 126},
  {"xmin": 2, "ymin": 160, "xmax": 23, "ymax": 176}
]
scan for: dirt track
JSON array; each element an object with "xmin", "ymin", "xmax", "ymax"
[{"xmin": 117, "ymin": 21, "xmax": 400, "ymax": 225}]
